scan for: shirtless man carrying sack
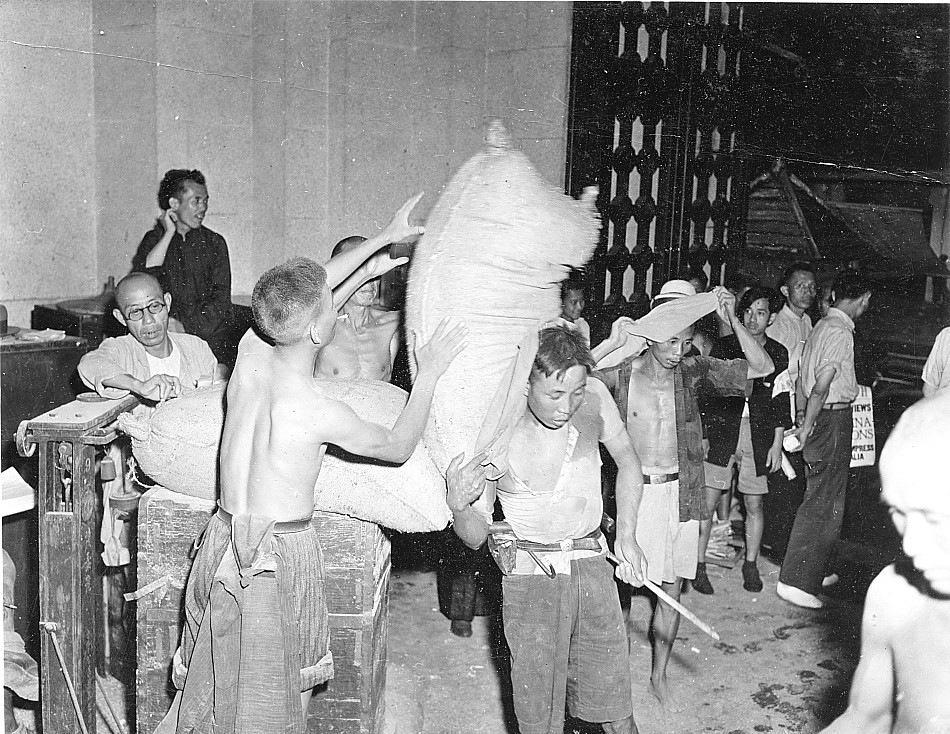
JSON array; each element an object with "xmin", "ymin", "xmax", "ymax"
[{"xmin": 159, "ymin": 196, "xmax": 466, "ymax": 733}]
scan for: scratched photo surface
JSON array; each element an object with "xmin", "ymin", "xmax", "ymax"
[{"xmin": 2, "ymin": 3, "xmax": 947, "ymax": 734}]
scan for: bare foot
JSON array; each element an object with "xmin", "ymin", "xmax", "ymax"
[{"xmin": 650, "ymin": 676, "xmax": 683, "ymax": 712}]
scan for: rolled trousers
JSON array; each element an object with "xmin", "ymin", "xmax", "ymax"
[{"xmin": 779, "ymin": 407, "xmax": 852, "ymax": 595}]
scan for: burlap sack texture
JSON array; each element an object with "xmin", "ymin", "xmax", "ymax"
[
  {"xmin": 118, "ymin": 382, "xmax": 451, "ymax": 532},
  {"xmin": 405, "ymin": 120, "xmax": 600, "ymax": 471}
]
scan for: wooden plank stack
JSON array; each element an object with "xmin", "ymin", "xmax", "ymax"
[{"xmin": 135, "ymin": 487, "xmax": 391, "ymax": 734}]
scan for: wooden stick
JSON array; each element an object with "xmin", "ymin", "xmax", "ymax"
[{"xmin": 606, "ymin": 551, "xmax": 721, "ymax": 642}]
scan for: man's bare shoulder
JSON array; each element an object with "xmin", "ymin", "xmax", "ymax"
[
  {"xmin": 865, "ymin": 564, "xmax": 924, "ymax": 630},
  {"xmin": 627, "ymin": 352, "xmax": 651, "ymax": 373},
  {"xmin": 586, "ymin": 374, "xmax": 612, "ymax": 402}
]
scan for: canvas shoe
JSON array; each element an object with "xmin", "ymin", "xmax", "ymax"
[{"xmin": 776, "ymin": 581, "xmax": 824, "ymax": 609}]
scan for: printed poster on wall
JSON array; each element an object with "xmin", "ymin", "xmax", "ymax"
[{"xmin": 851, "ymin": 385, "xmax": 875, "ymax": 467}]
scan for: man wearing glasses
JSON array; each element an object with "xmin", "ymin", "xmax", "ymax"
[
  {"xmin": 78, "ymin": 272, "xmax": 221, "ymax": 570},
  {"xmin": 79, "ymin": 272, "xmax": 220, "ymax": 402}
]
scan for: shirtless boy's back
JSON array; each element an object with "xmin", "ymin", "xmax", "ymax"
[
  {"xmin": 163, "ymin": 195, "xmax": 466, "ymax": 732},
  {"xmin": 221, "ymin": 335, "xmax": 346, "ymax": 520}
]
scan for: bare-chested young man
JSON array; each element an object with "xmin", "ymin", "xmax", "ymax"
[
  {"xmin": 165, "ymin": 196, "xmax": 466, "ymax": 731},
  {"xmin": 449, "ymin": 326, "xmax": 647, "ymax": 734},
  {"xmin": 314, "ymin": 235, "xmax": 401, "ymax": 381},
  {"xmin": 598, "ymin": 285, "xmax": 774, "ymax": 708},
  {"xmin": 821, "ymin": 390, "xmax": 950, "ymax": 734}
]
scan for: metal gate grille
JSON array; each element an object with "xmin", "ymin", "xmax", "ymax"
[{"xmin": 566, "ymin": 2, "xmax": 750, "ymax": 322}]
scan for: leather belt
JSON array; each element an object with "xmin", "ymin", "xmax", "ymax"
[
  {"xmin": 822, "ymin": 402, "xmax": 852, "ymax": 411},
  {"xmin": 644, "ymin": 471, "xmax": 679, "ymax": 484},
  {"xmin": 515, "ymin": 527, "xmax": 603, "ymax": 553}
]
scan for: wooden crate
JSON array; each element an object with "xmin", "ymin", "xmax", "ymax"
[
  {"xmin": 135, "ymin": 488, "xmax": 215, "ymax": 733},
  {"xmin": 309, "ymin": 512, "xmax": 390, "ymax": 733},
  {"xmin": 135, "ymin": 487, "xmax": 391, "ymax": 734}
]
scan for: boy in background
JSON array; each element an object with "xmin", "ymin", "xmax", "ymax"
[{"xmin": 558, "ymin": 278, "xmax": 591, "ymax": 345}]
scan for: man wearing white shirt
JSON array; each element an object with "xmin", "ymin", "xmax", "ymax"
[
  {"xmin": 762, "ymin": 262, "xmax": 817, "ymax": 562},
  {"xmin": 778, "ymin": 271, "xmax": 872, "ymax": 609},
  {"xmin": 79, "ymin": 272, "xmax": 221, "ymax": 402},
  {"xmin": 78, "ymin": 272, "xmax": 220, "ymax": 567},
  {"xmin": 766, "ymin": 261, "xmax": 817, "ymax": 389}
]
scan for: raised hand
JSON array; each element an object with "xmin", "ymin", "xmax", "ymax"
[
  {"xmin": 137, "ymin": 374, "xmax": 182, "ymax": 402},
  {"xmin": 609, "ymin": 316, "xmax": 636, "ymax": 342},
  {"xmin": 161, "ymin": 208, "xmax": 178, "ymax": 234},
  {"xmin": 380, "ymin": 193, "xmax": 426, "ymax": 244},
  {"xmin": 361, "ymin": 249, "xmax": 409, "ymax": 281},
  {"xmin": 413, "ymin": 319, "xmax": 467, "ymax": 378},
  {"xmin": 712, "ymin": 286, "xmax": 737, "ymax": 324},
  {"xmin": 446, "ymin": 451, "xmax": 489, "ymax": 513}
]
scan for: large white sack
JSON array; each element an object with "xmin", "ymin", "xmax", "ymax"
[
  {"xmin": 406, "ymin": 121, "xmax": 599, "ymax": 470},
  {"xmin": 117, "ymin": 382, "xmax": 451, "ymax": 532}
]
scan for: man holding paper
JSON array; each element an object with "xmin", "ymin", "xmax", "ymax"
[{"xmin": 777, "ymin": 271, "xmax": 872, "ymax": 609}]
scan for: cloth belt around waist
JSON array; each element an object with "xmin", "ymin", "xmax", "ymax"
[
  {"xmin": 215, "ymin": 505, "xmax": 313, "ymax": 534},
  {"xmin": 514, "ymin": 527, "xmax": 603, "ymax": 553},
  {"xmin": 643, "ymin": 471, "xmax": 679, "ymax": 484},
  {"xmin": 822, "ymin": 402, "xmax": 853, "ymax": 411}
]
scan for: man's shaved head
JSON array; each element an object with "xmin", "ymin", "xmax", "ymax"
[
  {"xmin": 116, "ymin": 272, "xmax": 163, "ymax": 310},
  {"xmin": 880, "ymin": 391, "xmax": 950, "ymax": 511}
]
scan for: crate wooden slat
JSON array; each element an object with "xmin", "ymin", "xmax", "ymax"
[
  {"xmin": 135, "ymin": 487, "xmax": 390, "ymax": 734},
  {"xmin": 309, "ymin": 511, "xmax": 391, "ymax": 734}
]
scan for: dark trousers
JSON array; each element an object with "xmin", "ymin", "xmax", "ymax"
[
  {"xmin": 779, "ymin": 407, "xmax": 853, "ymax": 595},
  {"xmin": 762, "ymin": 452, "xmax": 807, "ymax": 560},
  {"xmin": 436, "ymin": 529, "xmax": 498, "ymax": 622}
]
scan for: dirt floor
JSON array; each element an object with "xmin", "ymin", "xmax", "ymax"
[
  {"xmin": 384, "ymin": 546, "xmax": 877, "ymax": 734},
  {"xmin": 13, "ymin": 527, "xmax": 887, "ymax": 734}
]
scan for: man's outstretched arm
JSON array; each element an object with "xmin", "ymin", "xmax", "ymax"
[
  {"xmin": 324, "ymin": 193, "xmax": 424, "ymax": 291},
  {"xmin": 321, "ymin": 319, "xmax": 466, "ymax": 463}
]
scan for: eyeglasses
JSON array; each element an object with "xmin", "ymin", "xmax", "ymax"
[{"xmin": 126, "ymin": 301, "xmax": 167, "ymax": 321}]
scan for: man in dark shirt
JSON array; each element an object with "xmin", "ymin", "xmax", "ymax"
[
  {"xmin": 133, "ymin": 169, "xmax": 238, "ymax": 365},
  {"xmin": 699, "ymin": 286, "xmax": 791, "ymax": 594}
]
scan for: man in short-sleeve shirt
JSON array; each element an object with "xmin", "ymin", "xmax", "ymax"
[
  {"xmin": 778, "ymin": 271, "xmax": 872, "ymax": 609},
  {"xmin": 448, "ymin": 326, "xmax": 647, "ymax": 734},
  {"xmin": 766, "ymin": 261, "xmax": 817, "ymax": 398}
]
